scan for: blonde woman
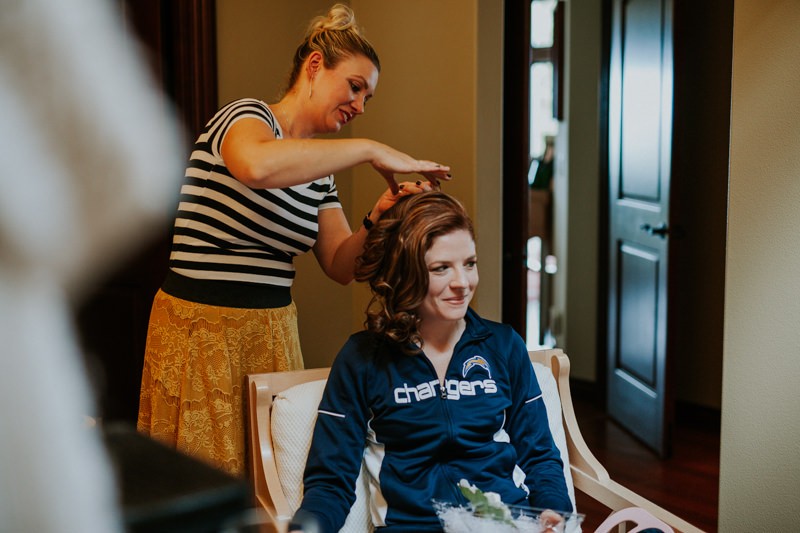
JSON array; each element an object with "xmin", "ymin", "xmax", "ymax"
[{"xmin": 137, "ymin": 3, "xmax": 450, "ymax": 476}]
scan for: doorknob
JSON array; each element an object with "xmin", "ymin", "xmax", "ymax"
[{"xmin": 640, "ymin": 222, "xmax": 669, "ymax": 238}]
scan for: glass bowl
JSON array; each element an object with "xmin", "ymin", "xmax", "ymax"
[{"xmin": 433, "ymin": 500, "xmax": 585, "ymax": 533}]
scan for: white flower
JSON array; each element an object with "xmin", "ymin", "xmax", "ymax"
[
  {"xmin": 484, "ymin": 492, "xmax": 502, "ymax": 506},
  {"xmin": 459, "ymin": 479, "xmax": 476, "ymax": 492},
  {"xmin": 484, "ymin": 492, "xmax": 512, "ymax": 519},
  {"xmin": 457, "ymin": 480, "xmax": 514, "ymax": 525}
]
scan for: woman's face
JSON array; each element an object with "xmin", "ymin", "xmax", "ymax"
[
  {"xmin": 313, "ymin": 53, "xmax": 379, "ymax": 133},
  {"xmin": 417, "ymin": 229, "xmax": 479, "ymax": 325}
]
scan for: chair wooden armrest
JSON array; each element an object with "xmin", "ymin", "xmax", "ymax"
[{"xmin": 529, "ymin": 349, "xmax": 704, "ymax": 533}]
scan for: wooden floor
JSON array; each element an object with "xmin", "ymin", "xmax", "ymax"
[{"xmin": 571, "ymin": 397, "xmax": 720, "ymax": 532}]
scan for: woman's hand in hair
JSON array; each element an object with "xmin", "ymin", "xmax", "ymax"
[
  {"xmin": 368, "ymin": 141, "xmax": 451, "ymax": 193},
  {"xmin": 369, "ymin": 180, "xmax": 435, "ymax": 223}
]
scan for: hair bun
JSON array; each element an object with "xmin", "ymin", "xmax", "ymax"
[
  {"xmin": 307, "ymin": 3, "xmax": 359, "ymax": 36},
  {"xmin": 285, "ymin": 3, "xmax": 379, "ymax": 93}
]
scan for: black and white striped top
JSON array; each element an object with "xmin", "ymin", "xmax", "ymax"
[{"xmin": 164, "ymin": 99, "xmax": 341, "ymax": 307}]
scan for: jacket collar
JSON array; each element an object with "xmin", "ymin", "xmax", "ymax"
[{"xmin": 462, "ymin": 307, "xmax": 492, "ymax": 342}]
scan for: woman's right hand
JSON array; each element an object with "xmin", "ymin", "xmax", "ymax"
[
  {"xmin": 368, "ymin": 180, "xmax": 435, "ymax": 222},
  {"xmin": 369, "ymin": 141, "xmax": 451, "ymax": 194}
]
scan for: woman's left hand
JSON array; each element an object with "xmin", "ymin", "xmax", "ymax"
[{"xmin": 369, "ymin": 180, "xmax": 435, "ymax": 223}]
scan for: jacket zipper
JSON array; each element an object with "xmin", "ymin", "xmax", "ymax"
[{"xmin": 427, "ymin": 335, "xmax": 483, "ymax": 449}]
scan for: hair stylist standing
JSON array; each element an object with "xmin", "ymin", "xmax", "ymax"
[{"xmin": 137, "ymin": 3, "xmax": 450, "ymax": 476}]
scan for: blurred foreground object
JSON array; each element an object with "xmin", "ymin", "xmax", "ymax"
[{"xmin": 0, "ymin": 0, "xmax": 183, "ymax": 531}]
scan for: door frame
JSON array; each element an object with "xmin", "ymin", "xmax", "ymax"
[{"xmin": 501, "ymin": 0, "xmax": 531, "ymax": 336}]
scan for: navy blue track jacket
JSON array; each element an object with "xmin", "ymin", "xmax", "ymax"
[{"xmin": 295, "ymin": 308, "xmax": 571, "ymax": 532}]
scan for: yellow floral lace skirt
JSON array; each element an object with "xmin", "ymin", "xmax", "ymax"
[{"xmin": 137, "ymin": 289, "xmax": 303, "ymax": 476}]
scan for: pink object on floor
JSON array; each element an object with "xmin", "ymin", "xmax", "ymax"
[{"xmin": 594, "ymin": 507, "xmax": 676, "ymax": 533}]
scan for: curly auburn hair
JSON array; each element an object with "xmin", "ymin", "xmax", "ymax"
[{"xmin": 354, "ymin": 191, "xmax": 475, "ymax": 354}]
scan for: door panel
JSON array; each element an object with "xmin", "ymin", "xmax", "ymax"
[
  {"xmin": 618, "ymin": 243, "xmax": 659, "ymax": 386},
  {"xmin": 612, "ymin": 240, "xmax": 663, "ymax": 444},
  {"xmin": 620, "ymin": 0, "xmax": 664, "ymax": 200},
  {"xmin": 607, "ymin": 0, "xmax": 673, "ymax": 456}
]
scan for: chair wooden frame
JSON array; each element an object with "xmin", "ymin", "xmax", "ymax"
[
  {"xmin": 529, "ymin": 350, "xmax": 702, "ymax": 532},
  {"xmin": 246, "ymin": 366, "xmax": 330, "ymax": 532},
  {"xmin": 594, "ymin": 506, "xmax": 676, "ymax": 533},
  {"xmin": 246, "ymin": 349, "xmax": 703, "ymax": 533}
]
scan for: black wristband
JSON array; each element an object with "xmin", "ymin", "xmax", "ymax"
[{"xmin": 362, "ymin": 211, "xmax": 374, "ymax": 230}]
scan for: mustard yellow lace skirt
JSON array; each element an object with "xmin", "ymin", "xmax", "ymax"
[{"xmin": 137, "ymin": 289, "xmax": 303, "ymax": 476}]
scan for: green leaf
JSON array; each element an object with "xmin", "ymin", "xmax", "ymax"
[{"xmin": 458, "ymin": 481, "xmax": 516, "ymax": 527}]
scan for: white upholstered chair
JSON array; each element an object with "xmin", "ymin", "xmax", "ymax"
[{"xmin": 245, "ymin": 349, "xmax": 702, "ymax": 533}]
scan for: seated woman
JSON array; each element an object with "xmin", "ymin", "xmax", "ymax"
[{"xmin": 291, "ymin": 191, "xmax": 572, "ymax": 532}]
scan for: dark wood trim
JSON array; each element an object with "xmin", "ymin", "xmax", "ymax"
[
  {"xmin": 595, "ymin": 0, "xmax": 613, "ymax": 407},
  {"xmin": 569, "ymin": 377, "xmax": 604, "ymax": 407},
  {"xmin": 552, "ymin": 0, "xmax": 565, "ymax": 120},
  {"xmin": 120, "ymin": 0, "xmax": 165, "ymax": 83},
  {"xmin": 502, "ymin": 1, "xmax": 532, "ymax": 336},
  {"xmin": 122, "ymin": 0, "xmax": 218, "ymax": 139},
  {"xmin": 675, "ymin": 401, "xmax": 721, "ymax": 431},
  {"xmin": 165, "ymin": 0, "xmax": 218, "ymax": 139},
  {"xmin": 530, "ymin": 47, "xmax": 552, "ymax": 63}
]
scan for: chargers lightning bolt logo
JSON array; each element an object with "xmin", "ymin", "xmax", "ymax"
[{"xmin": 462, "ymin": 355, "xmax": 492, "ymax": 379}]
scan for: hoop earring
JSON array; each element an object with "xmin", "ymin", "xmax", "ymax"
[{"xmin": 308, "ymin": 77, "xmax": 314, "ymax": 99}]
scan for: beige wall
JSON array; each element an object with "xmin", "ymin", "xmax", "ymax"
[
  {"xmin": 719, "ymin": 0, "xmax": 800, "ymax": 528},
  {"xmin": 350, "ymin": 0, "xmax": 503, "ymax": 333},
  {"xmin": 216, "ymin": 1, "xmax": 503, "ymax": 368},
  {"xmin": 217, "ymin": 0, "xmax": 329, "ymax": 104},
  {"xmin": 552, "ymin": 0, "xmax": 603, "ymax": 381},
  {"xmin": 474, "ymin": 0, "xmax": 504, "ymax": 323}
]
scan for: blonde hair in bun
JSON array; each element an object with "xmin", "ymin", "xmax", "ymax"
[
  {"xmin": 286, "ymin": 3, "xmax": 380, "ymax": 91},
  {"xmin": 308, "ymin": 2, "xmax": 357, "ymax": 32}
]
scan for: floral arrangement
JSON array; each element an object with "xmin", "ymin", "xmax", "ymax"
[
  {"xmin": 433, "ymin": 479, "xmax": 576, "ymax": 533},
  {"xmin": 456, "ymin": 479, "xmax": 515, "ymax": 526}
]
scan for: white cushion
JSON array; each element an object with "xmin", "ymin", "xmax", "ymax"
[
  {"xmin": 271, "ymin": 379, "xmax": 373, "ymax": 533},
  {"xmin": 270, "ymin": 365, "xmax": 578, "ymax": 532},
  {"xmin": 532, "ymin": 362, "xmax": 578, "ymax": 516}
]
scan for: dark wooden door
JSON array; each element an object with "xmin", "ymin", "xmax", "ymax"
[
  {"xmin": 606, "ymin": 0, "xmax": 674, "ymax": 456},
  {"xmin": 75, "ymin": 0, "xmax": 217, "ymax": 423}
]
